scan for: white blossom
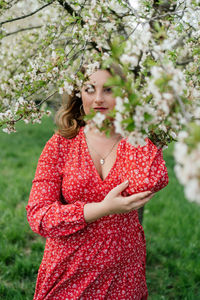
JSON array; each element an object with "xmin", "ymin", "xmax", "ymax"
[
  {"xmin": 174, "ymin": 142, "xmax": 188, "ymax": 164},
  {"xmin": 115, "ymin": 97, "xmax": 124, "ymax": 112},
  {"xmin": 185, "ymin": 179, "xmax": 200, "ymax": 204},
  {"xmin": 114, "ymin": 112, "xmax": 124, "ymax": 136},
  {"xmin": 2, "ymin": 128, "xmax": 11, "ymax": 134},
  {"xmin": 63, "ymin": 81, "xmax": 74, "ymax": 95},
  {"xmin": 158, "ymin": 124, "xmax": 167, "ymax": 133},
  {"xmin": 92, "ymin": 112, "xmax": 105, "ymax": 127},
  {"xmin": 120, "ymin": 54, "xmax": 138, "ymax": 67},
  {"xmin": 170, "ymin": 131, "xmax": 177, "ymax": 139},
  {"xmin": 0, "ymin": 0, "xmax": 200, "ymax": 204},
  {"xmin": 127, "ymin": 131, "xmax": 147, "ymax": 147}
]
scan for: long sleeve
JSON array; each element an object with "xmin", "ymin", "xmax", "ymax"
[
  {"xmin": 26, "ymin": 134, "xmax": 88, "ymax": 238},
  {"xmin": 122, "ymin": 138, "xmax": 169, "ymax": 195},
  {"xmin": 143, "ymin": 141, "xmax": 169, "ymax": 193}
]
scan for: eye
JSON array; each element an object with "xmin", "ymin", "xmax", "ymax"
[
  {"xmin": 85, "ymin": 88, "xmax": 94, "ymax": 94},
  {"xmin": 84, "ymin": 84, "xmax": 95, "ymax": 94},
  {"xmin": 104, "ymin": 87, "xmax": 112, "ymax": 93}
]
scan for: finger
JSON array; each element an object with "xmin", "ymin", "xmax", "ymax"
[
  {"xmin": 126, "ymin": 190, "xmax": 152, "ymax": 201},
  {"xmin": 137, "ymin": 193, "xmax": 155, "ymax": 207},
  {"xmin": 132, "ymin": 197, "xmax": 150, "ymax": 210},
  {"xmin": 111, "ymin": 180, "xmax": 129, "ymax": 196}
]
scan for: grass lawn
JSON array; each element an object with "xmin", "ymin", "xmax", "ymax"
[{"xmin": 0, "ymin": 115, "xmax": 200, "ymax": 300}]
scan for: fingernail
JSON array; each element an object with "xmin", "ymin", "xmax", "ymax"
[{"xmin": 125, "ymin": 180, "xmax": 129, "ymax": 185}]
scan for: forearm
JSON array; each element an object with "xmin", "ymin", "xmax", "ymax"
[
  {"xmin": 83, "ymin": 202, "xmax": 108, "ymax": 223},
  {"xmin": 26, "ymin": 199, "xmax": 88, "ymax": 238}
]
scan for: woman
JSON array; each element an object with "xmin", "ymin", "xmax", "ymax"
[{"xmin": 26, "ymin": 69, "xmax": 169, "ymax": 299}]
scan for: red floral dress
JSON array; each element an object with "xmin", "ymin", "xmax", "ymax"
[{"xmin": 26, "ymin": 126, "xmax": 168, "ymax": 300}]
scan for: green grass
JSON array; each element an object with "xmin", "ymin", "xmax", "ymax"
[
  {"xmin": 144, "ymin": 143, "xmax": 200, "ymax": 299},
  {"xmin": 0, "ymin": 116, "xmax": 200, "ymax": 299},
  {"xmin": 0, "ymin": 116, "xmax": 55, "ymax": 300}
]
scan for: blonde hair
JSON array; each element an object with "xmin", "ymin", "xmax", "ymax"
[{"xmin": 54, "ymin": 92, "xmax": 85, "ymax": 139}]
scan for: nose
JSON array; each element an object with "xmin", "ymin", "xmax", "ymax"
[{"xmin": 94, "ymin": 90, "xmax": 104, "ymax": 104}]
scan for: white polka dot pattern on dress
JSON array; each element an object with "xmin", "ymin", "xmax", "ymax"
[{"xmin": 26, "ymin": 126, "xmax": 169, "ymax": 300}]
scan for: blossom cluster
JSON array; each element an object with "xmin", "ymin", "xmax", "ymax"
[
  {"xmin": 0, "ymin": 0, "xmax": 200, "ymax": 203},
  {"xmin": 174, "ymin": 128, "xmax": 200, "ymax": 204}
]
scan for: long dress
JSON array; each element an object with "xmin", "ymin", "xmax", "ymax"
[{"xmin": 26, "ymin": 126, "xmax": 169, "ymax": 300}]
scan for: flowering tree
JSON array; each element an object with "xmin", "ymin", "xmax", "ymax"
[{"xmin": 0, "ymin": 0, "xmax": 200, "ymax": 204}]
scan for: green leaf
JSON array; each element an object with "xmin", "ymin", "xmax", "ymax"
[
  {"xmin": 121, "ymin": 117, "xmax": 133, "ymax": 124},
  {"xmin": 110, "ymin": 37, "xmax": 126, "ymax": 59},
  {"xmin": 121, "ymin": 118, "xmax": 135, "ymax": 132},
  {"xmin": 154, "ymin": 74, "xmax": 172, "ymax": 92},
  {"xmin": 129, "ymin": 93, "xmax": 138, "ymax": 104},
  {"xmin": 126, "ymin": 122, "xmax": 135, "ymax": 132},
  {"xmin": 112, "ymin": 87, "xmax": 124, "ymax": 97},
  {"xmin": 144, "ymin": 112, "xmax": 153, "ymax": 122},
  {"xmin": 105, "ymin": 75, "xmax": 124, "ymax": 87}
]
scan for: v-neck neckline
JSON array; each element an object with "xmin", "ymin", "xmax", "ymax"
[{"xmin": 81, "ymin": 126, "xmax": 125, "ymax": 183}]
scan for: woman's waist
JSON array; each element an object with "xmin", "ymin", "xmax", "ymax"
[
  {"xmin": 93, "ymin": 209, "xmax": 139, "ymax": 233},
  {"xmin": 44, "ymin": 217, "xmax": 145, "ymax": 273},
  {"xmin": 45, "ymin": 209, "xmax": 142, "ymax": 253}
]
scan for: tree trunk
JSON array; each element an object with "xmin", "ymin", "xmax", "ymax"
[{"xmin": 138, "ymin": 207, "xmax": 144, "ymax": 225}]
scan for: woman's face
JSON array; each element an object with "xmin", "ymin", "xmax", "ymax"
[{"xmin": 81, "ymin": 70, "xmax": 116, "ymax": 115}]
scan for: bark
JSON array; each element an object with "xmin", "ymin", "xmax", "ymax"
[{"xmin": 138, "ymin": 207, "xmax": 144, "ymax": 225}]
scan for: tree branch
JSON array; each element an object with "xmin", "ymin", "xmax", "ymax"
[
  {"xmin": 175, "ymin": 94, "xmax": 191, "ymax": 121},
  {"xmin": 35, "ymin": 90, "xmax": 58, "ymax": 107},
  {"xmin": 57, "ymin": 0, "xmax": 76, "ymax": 16},
  {"xmin": 0, "ymin": 0, "xmax": 18, "ymax": 15},
  {"xmin": 2, "ymin": 25, "xmax": 42, "ymax": 38},
  {"xmin": 176, "ymin": 58, "xmax": 193, "ymax": 66},
  {"xmin": 57, "ymin": 0, "xmax": 108, "ymax": 53},
  {"xmin": 0, "ymin": 1, "xmax": 55, "ymax": 26}
]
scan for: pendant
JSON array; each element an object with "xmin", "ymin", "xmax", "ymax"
[{"xmin": 100, "ymin": 158, "xmax": 105, "ymax": 165}]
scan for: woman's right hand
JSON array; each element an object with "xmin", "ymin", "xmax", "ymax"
[{"xmin": 101, "ymin": 180, "xmax": 154, "ymax": 215}]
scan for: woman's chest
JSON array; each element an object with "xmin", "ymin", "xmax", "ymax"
[
  {"xmin": 87, "ymin": 145, "xmax": 118, "ymax": 181},
  {"xmin": 60, "ymin": 143, "xmax": 122, "ymax": 204}
]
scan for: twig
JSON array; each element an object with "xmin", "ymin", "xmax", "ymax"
[
  {"xmin": 35, "ymin": 91, "xmax": 58, "ymax": 107},
  {"xmin": 150, "ymin": 41, "xmax": 191, "ymax": 122},
  {"xmin": 57, "ymin": 0, "xmax": 82, "ymax": 21},
  {"xmin": 0, "ymin": 1, "xmax": 55, "ymax": 26},
  {"xmin": 2, "ymin": 25, "xmax": 42, "ymax": 37},
  {"xmin": 10, "ymin": 19, "xmax": 68, "ymax": 77},
  {"xmin": 57, "ymin": 0, "xmax": 107, "ymax": 53},
  {"xmin": 176, "ymin": 58, "xmax": 193, "ymax": 66},
  {"xmin": 0, "ymin": 0, "xmax": 18, "ymax": 15},
  {"xmin": 126, "ymin": 22, "xmax": 140, "ymax": 40},
  {"xmin": 74, "ymin": 41, "xmax": 87, "ymax": 75},
  {"xmin": 1, "ymin": 91, "xmax": 57, "ymax": 126},
  {"xmin": 175, "ymin": 94, "xmax": 191, "ymax": 121}
]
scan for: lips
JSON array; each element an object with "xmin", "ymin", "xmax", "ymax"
[{"xmin": 94, "ymin": 107, "xmax": 108, "ymax": 111}]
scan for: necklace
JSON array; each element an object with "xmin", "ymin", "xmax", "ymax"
[{"xmin": 85, "ymin": 133, "xmax": 121, "ymax": 165}]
